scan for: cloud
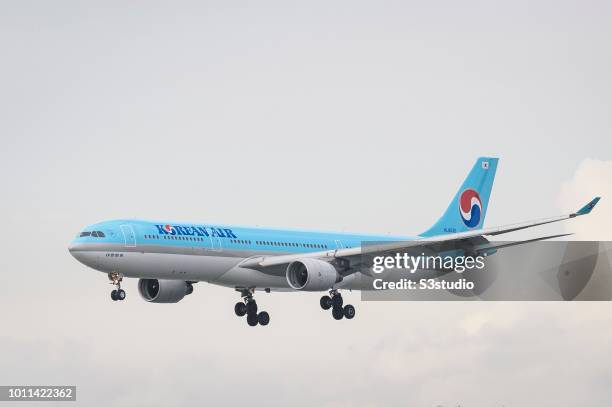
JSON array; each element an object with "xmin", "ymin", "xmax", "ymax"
[{"xmin": 559, "ymin": 159, "xmax": 612, "ymax": 240}]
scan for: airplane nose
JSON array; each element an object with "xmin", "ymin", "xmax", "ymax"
[
  {"xmin": 68, "ymin": 242, "xmax": 86, "ymax": 261},
  {"xmin": 68, "ymin": 242, "xmax": 93, "ymax": 267},
  {"xmin": 68, "ymin": 242, "xmax": 79, "ymax": 254}
]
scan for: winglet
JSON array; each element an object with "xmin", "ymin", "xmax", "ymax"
[{"xmin": 573, "ymin": 197, "xmax": 601, "ymax": 216}]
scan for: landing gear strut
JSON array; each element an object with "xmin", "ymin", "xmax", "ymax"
[
  {"xmin": 320, "ymin": 290, "xmax": 355, "ymax": 320},
  {"xmin": 234, "ymin": 288, "xmax": 270, "ymax": 327},
  {"xmin": 108, "ymin": 272, "xmax": 126, "ymax": 301}
]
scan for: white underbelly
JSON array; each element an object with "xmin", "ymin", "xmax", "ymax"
[{"xmin": 115, "ymin": 252, "xmax": 241, "ymax": 281}]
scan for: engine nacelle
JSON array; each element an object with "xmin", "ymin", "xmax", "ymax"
[
  {"xmin": 138, "ymin": 279, "xmax": 192, "ymax": 303},
  {"xmin": 286, "ymin": 259, "xmax": 341, "ymax": 291}
]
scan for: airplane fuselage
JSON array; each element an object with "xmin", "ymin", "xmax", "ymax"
[{"xmin": 68, "ymin": 219, "xmax": 409, "ymax": 291}]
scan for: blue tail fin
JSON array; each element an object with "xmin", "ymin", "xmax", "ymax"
[{"xmin": 420, "ymin": 157, "xmax": 498, "ymax": 237}]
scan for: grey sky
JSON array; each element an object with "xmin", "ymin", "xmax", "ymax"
[{"xmin": 1, "ymin": 1, "xmax": 611, "ymax": 406}]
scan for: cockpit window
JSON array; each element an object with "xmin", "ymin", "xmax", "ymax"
[{"xmin": 80, "ymin": 231, "xmax": 105, "ymax": 238}]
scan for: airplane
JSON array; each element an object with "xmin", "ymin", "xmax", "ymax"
[{"xmin": 68, "ymin": 157, "xmax": 600, "ymax": 326}]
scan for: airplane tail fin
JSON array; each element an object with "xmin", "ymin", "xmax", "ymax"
[{"xmin": 420, "ymin": 157, "xmax": 499, "ymax": 237}]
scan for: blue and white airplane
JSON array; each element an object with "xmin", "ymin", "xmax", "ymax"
[{"xmin": 69, "ymin": 157, "xmax": 600, "ymax": 326}]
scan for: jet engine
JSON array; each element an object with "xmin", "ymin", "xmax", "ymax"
[
  {"xmin": 286, "ymin": 259, "xmax": 341, "ymax": 291},
  {"xmin": 138, "ymin": 279, "xmax": 193, "ymax": 303}
]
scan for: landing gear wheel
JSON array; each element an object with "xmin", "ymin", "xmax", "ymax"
[
  {"xmin": 332, "ymin": 306, "xmax": 344, "ymax": 320},
  {"xmin": 258, "ymin": 311, "xmax": 270, "ymax": 326},
  {"xmin": 320, "ymin": 295, "xmax": 332, "ymax": 310},
  {"xmin": 343, "ymin": 304, "xmax": 355, "ymax": 319},
  {"xmin": 246, "ymin": 300, "xmax": 258, "ymax": 315},
  {"xmin": 332, "ymin": 294, "xmax": 343, "ymax": 308},
  {"xmin": 236, "ymin": 288, "xmax": 270, "ymax": 327},
  {"xmin": 247, "ymin": 313, "xmax": 259, "ymax": 326},
  {"xmin": 234, "ymin": 302, "xmax": 247, "ymax": 317},
  {"xmin": 108, "ymin": 272, "xmax": 124, "ymax": 302}
]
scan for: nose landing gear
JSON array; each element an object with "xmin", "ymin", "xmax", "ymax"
[
  {"xmin": 108, "ymin": 272, "xmax": 126, "ymax": 301},
  {"xmin": 234, "ymin": 288, "xmax": 270, "ymax": 327},
  {"xmin": 320, "ymin": 290, "xmax": 355, "ymax": 320}
]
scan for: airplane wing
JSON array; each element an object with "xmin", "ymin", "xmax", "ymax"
[{"xmin": 240, "ymin": 197, "xmax": 600, "ymax": 272}]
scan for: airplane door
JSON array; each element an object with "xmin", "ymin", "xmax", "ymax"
[
  {"xmin": 334, "ymin": 240, "xmax": 344, "ymax": 249},
  {"xmin": 194, "ymin": 235, "xmax": 222, "ymax": 254},
  {"xmin": 120, "ymin": 224, "xmax": 137, "ymax": 247},
  {"xmin": 209, "ymin": 236, "xmax": 222, "ymax": 251}
]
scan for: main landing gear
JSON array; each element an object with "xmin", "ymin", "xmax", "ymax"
[
  {"xmin": 320, "ymin": 290, "xmax": 355, "ymax": 320},
  {"xmin": 234, "ymin": 288, "xmax": 270, "ymax": 327},
  {"xmin": 108, "ymin": 272, "xmax": 126, "ymax": 301}
]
